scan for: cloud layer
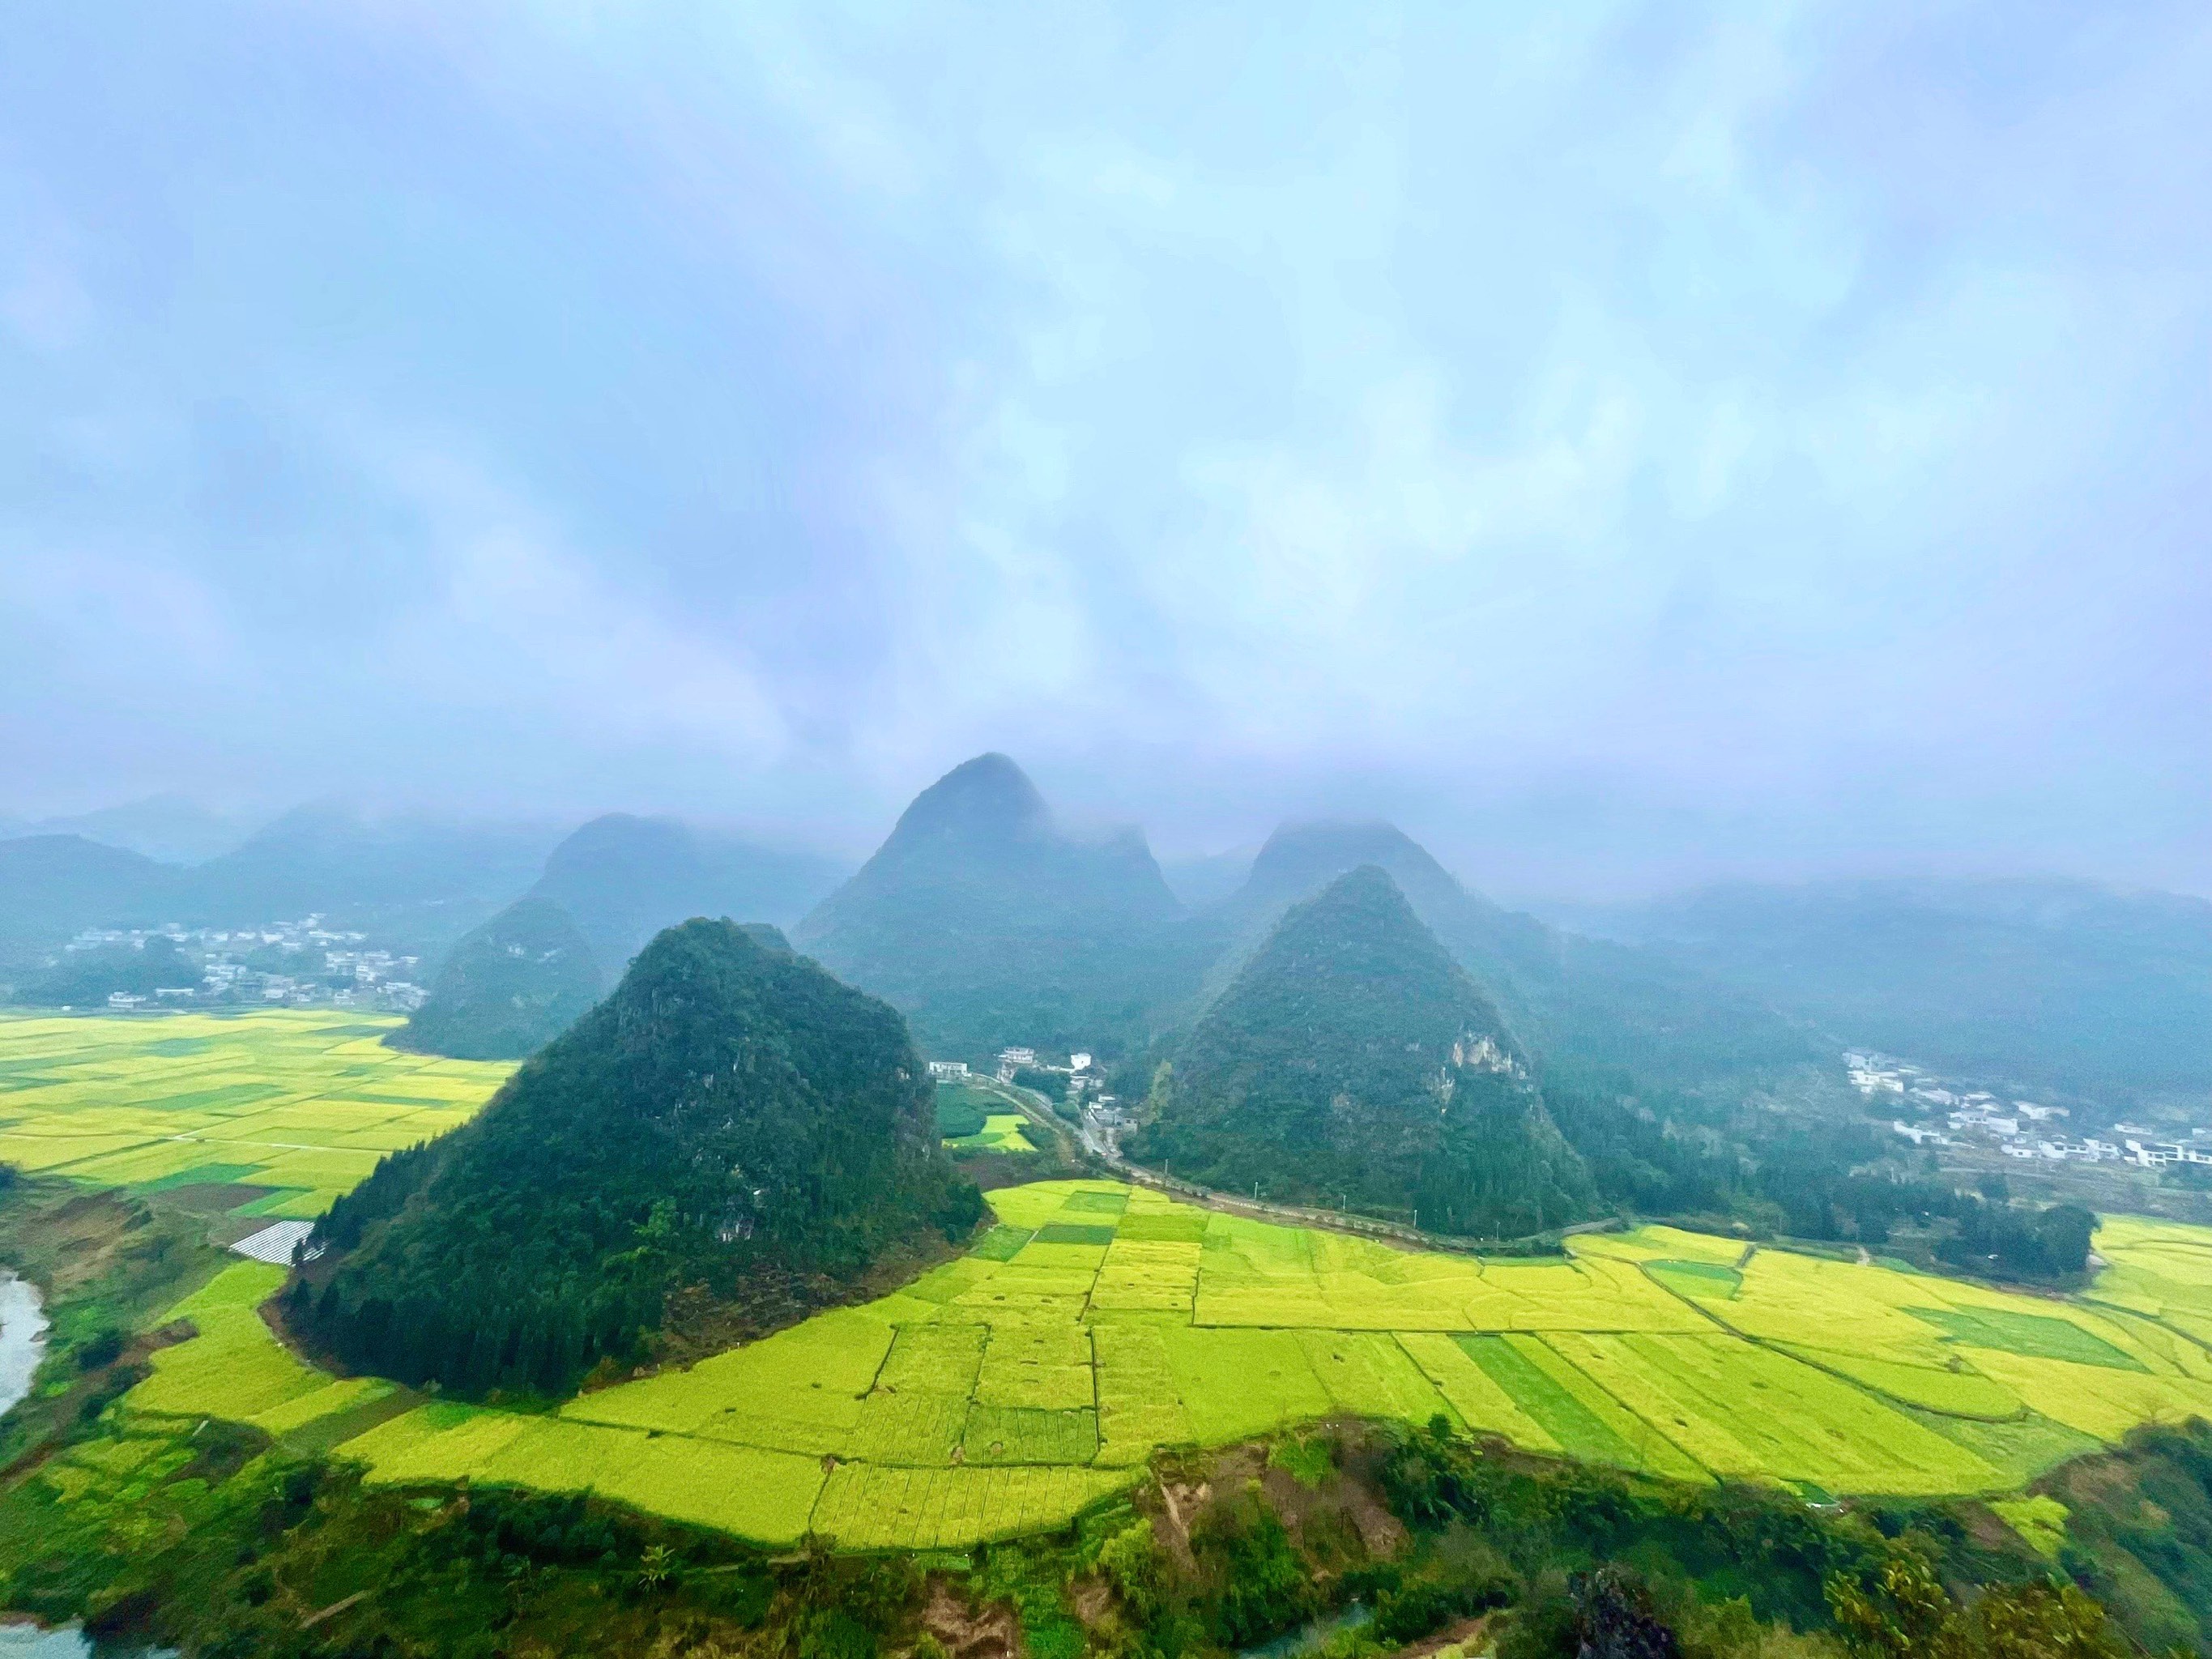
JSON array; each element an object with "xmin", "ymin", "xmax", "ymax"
[{"xmin": 2, "ymin": 2, "xmax": 2206, "ymax": 893}]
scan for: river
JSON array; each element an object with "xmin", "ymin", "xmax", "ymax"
[
  {"xmin": 0, "ymin": 1272, "xmax": 47, "ymax": 1420},
  {"xmin": 0, "ymin": 1273, "xmax": 81, "ymax": 1659}
]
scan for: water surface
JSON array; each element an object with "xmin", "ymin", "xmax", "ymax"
[{"xmin": 0, "ymin": 1272, "xmax": 48, "ymax": 1418}]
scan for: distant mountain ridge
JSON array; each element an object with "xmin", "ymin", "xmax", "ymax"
[
  {"xmin": 1569, "ymin": 876, "xmax": 2212, "ymax": 1106},
  {"xmin": 173, "ymin": 804, "xmax": 560, "ymax": 945},
  {"xmin": 391, "ymin": 815, "xmax": 846, "ymax": 1059},
  {"xmin": 795, "ymin": 754, "xmax": 1191, "ymax": 1060},
  {"xmin": 1184, "ymin": 820, "xmax": 1817, "ymax": 1090},
  {"xmin": 0, "ymin": 794, "xmax": 253, "ymax": 864},
  {"xmin": 1127, "ymin": 865, "xmax": 1595, "ymax": 1237},
  {"xmin": 0, "ymin": 835, "xmax": 177, "ymax": 970},
  {"xmin": 530, "ymin": 813, "xmax": 844, "ymax": 975}
]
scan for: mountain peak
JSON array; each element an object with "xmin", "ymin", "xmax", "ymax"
[
  {"xmin": 1126, "ymin": 860, "xmax": 1589, "ymax": 1237},
  {"xmin": 1247, "ymin": 821, "xmax": 1450, "ymax": 898},
  {"xmin": 305, "ymin": 915, "xmax": 981, "ymax": 1397},
  {"xmin": 888, "ymin": 753, "xmax": 1050, "ymax": 847}
]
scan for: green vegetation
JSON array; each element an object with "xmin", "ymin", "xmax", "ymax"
[
  {"xmin": 1128, "ymin": 867, "xmax": 1595, "ymax": 1237},
  {"xmin": 0, "ymin": 1175, "xmax": 225, "ymax": 1469},
  {"xmin": 298, "ymin": 919, "xmax": 985, "ymax": 1397},
  {"xmin": 89, "ymin": 1177, "xmax": 2212, "ymax": 1550},
  {"xmin": 1938, "ymin": 1197, "xmax": 2095, "ymax": 1282},
  {"xmin": 795, "ymin": 753, "xmax": 1191, "ymax": 1062},
  {"xmin": 1203, "ymin": 821, "xmax": 1819, "ymax": 1093},
  {"xmin": 3, "ymin": 1386, "xmax": 2179, "ymax": 1659},
  {"xmin": 934, "ymin": 1083, "xmax": 991, "ymax": 1139},
  {"xmin": 14, "ymin": 935, "xmax": 202, "ymax": 1006},
  {"xmin": 390, "ymin": 893, "xmax": 603, "ymax": 1060},
  {"xmin": 0, "ymin": 1009, "xmax": 512, "ymax": 1216},
  {"xmin": 7, "ymin": 1011, "xmax": 2212, "ymax": 1656},
  {"xmin": 522, "ymin": 812, "xmax": 845, "ymax": 980},
  {"xmin": 1585, "ymin": 876, "xmax": 2212, "ymax": 1107},
  {"xmin": 2041, "ymin": 1420, "xmax": 2212, "ymax": 1651}
]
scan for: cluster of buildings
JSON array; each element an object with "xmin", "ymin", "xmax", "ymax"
[
  {"xmin": 67, "ymin": 919, "xmax": 428, "ymax": 1015},
  {"xmin": 1851, "ymin": 1051, "xmax": 2212, "ymax": 1171},
  {"xmin": 927, "ymin": 1046, "xmax": 1127, "ymax": 1128}
]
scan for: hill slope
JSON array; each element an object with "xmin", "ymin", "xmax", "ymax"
[
  {"xmin": 1127, "ymin": 865, "xmax": 1595, "ymax": 1237},
  {"xmin": 299, "ymin": 917, "xmax": 982, "ymax": 1395},
  {"xmin": 531, "ymin": 812, "xmax": 845, "ymax": 976},
  {"xmin": 391, "ymin": 815, "xmax": 844, "ymax": 1059},
  {"xmin": 1574, "ymin": 876, "xmax": 2212, "ymax": 1107},
  {"xmin": 173, "ymin": 804, "xmax": 560, "ymax": 952},
  {"xmin": 386, "ymin": 896, "xmax": 603, "ymax": 1060},
  {"xmin": 1196, "ymin": 821, "xmax": 1815, "ymax": 1089},
  {"xmin": 0, "ymin": 834, "xmax": 179, "ymax": 972},
  {"xmin": 796, "ymin": 753, "xmax": 1189, "ymax": 1059}
]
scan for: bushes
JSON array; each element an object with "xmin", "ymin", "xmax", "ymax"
[
  {"xmin": 1377, "ymin": 1415, "xmax": 1885, "ymax": 1631},
  {"xmin": 1190, "ymin": 1484, "xmax": 1314, "ymax": 1647}
]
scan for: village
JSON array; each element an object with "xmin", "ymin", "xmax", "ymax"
[
  {"xmin": 1850, "ymin": 1049, "xmax": 2212, "ymax": 1173},
  {"xmin": 61, "ymin": 917, "xmax": 430, "ymax": 1016}
]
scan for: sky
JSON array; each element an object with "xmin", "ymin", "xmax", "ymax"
[{"xmin": 3, "ymin": 2, "xmax": 2207, "ymax": 898}]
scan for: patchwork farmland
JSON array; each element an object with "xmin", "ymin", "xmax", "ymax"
[
  {"xmin": 11, "ymin": 1016, "xmax": 2212, "ymax": 1552},
  {"xmin": 0, "ymin": 1011, "xmax": 515, "ymax": 1218},
  {"xmin": 129, "ymin": 1183, "xmax": 2212, "ymax": 1549}
]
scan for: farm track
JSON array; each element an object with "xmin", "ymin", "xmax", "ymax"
[{"xmin": 976, "ymin": 1077, "xmax": 1610, "ymax": 1260}]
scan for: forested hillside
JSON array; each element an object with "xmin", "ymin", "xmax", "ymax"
[
  {"xmin": 0, "ymin": 834, "xmax": 176, "ymax": 972},
  {"xmin": 298, "ymin": 918, "xmax": 982, "ymax": 1395},
  {"xmin": 386, "ymin": 895, "xmax": 603, "ymax": 1060},
  {"xmin": 529, "ymin": 813, "xmax": 846, "ymax": 976},
  {"xmin": 1128, "ymin": 866, "xmax": 1595, "ymax": 1237},
  {"xmin": 796, "ymin": 754, "xmax": 1193, "ymax": 1060},
  {"xmin": 1195, "ymin": 822, "xmax": 1817, "ymax": 1090},
  {"xmin": 1571, "ymin": 876, "xmax": 2212, "ymax": 1107},
  {"xmin": 390, "ymin": 810, "xmax": 842, "ymax": 1060}
]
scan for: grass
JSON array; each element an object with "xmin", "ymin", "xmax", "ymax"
[{"xmin": 16, "ymin": 1021, "xmax": 2212, "ymax": 1551}]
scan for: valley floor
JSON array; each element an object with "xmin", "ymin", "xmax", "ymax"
[{"xmin": 7, "ymin": 1016, "xmax": 2212, "ymax": 1554}]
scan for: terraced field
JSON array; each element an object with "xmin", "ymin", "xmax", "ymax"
[
  {"xmin": 0, "ymin": 1012, "xmax": 514, "ymax": 1218},
  {"xmin": 121, "ymin": 1183, "xmax": 2212, "ymax": 1549}
]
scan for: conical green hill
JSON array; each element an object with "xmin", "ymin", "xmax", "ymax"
[
  {"xmin": 299, "ymin": 917, "xmax": 982, "ymax": 1397},
  {"xmin": 1126, "ymin": 864, "xmax": 1594, "ymax": 1238}
]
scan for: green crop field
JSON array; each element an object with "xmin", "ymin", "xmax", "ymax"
[
  {"xmin": 15, "ymin": 1016, "xmax": 2212, "ymax": 1552},
  {"xmin": 115, "ymin": 1179, "xmax": 2212, "ymax": 1549},
  {"xmin": 0, "ymin": 1011, "xmax": 514, "ymax": 1216}
]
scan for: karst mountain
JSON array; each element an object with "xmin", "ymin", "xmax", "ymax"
[
  {"xmin": 1127, "ymin": 864, "xmax": 1596, "ymax": 1239},
  {"xmin": 795, "ymin": 753, "xmax": 1190, "ymax": 1060},
  {"xmin": 299, "ymin": 917, "xmax": 982, "ymax": 1397}
]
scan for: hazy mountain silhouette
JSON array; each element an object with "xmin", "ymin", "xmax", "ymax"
[
  {"xmin": 530, "ymin": 813, "xmax": 844, "ymax": 978},
  {"xmin": 0, "ymin": 835, "xmax": 177, "ymax": 970},
  {"xmin": 392, "ymin": 816, "xmax": 844, "ymax": 1058},
  {"xmin": 1571, "ymin": 876, "xmax": 2212, "ymax": 1105},
  {"xmin": 1181, "ymin": 820, "xmax": 1816, "ymax": 1090},
  {"xmin": 0, "ymin": 794, "xmax": 254, "ymax": 864},
  {"xmin": 170, "ymin": 804, "xmax": 560, "ymax": 950},
  {"xmin": 795, "ymin": 753, "xmax": 1189, "ymax": 1059}
]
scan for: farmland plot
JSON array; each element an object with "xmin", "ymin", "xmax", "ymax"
[
  {"xmin": 24, "ymin": 1007, "xmax": 2206, "ymax": 1553},
  {"xmin": 116, "ymin": 1172, "xmax": 2212, "ymax": 1549},
  {"xmin": 0, "ymin": 1011, "xmax": 511, "ymax": 1216}
]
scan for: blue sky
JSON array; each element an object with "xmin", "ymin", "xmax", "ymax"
[{"xmin": 2, "ymin": 2, "xmax": 2206, "ymax": 895}]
